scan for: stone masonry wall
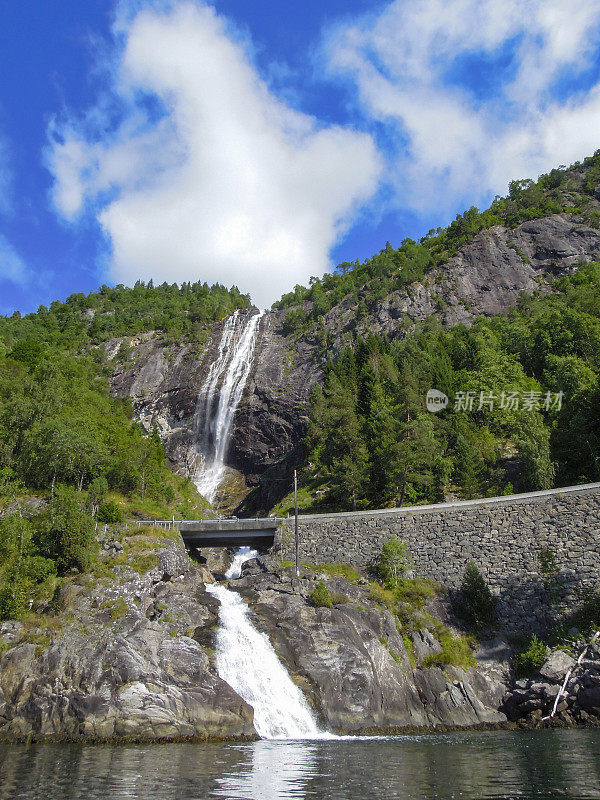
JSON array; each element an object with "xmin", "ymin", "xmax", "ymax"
[{"xmin": 275, "ymin": 484, "xmax": 600, "ymax": 632}]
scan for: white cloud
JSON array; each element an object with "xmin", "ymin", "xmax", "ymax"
[
  {"xmin": 48, "ymin": 2, "xmax": 381, "ymax": 307},
  {"xmin": 323, "ymin": 0, "xmax": 600, "ymax": 213},
  {"xmin": 0, "ymin": 234, "xmax": 30, "ymax": 287}
]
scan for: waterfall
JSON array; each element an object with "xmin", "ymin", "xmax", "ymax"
[
  {"xmin": 194, "ymin": 309, "xmax": 264, "ymax": 504},
  {"xmin": 206, "ymin": 548, "xmax": 327, "ymax": 740}
]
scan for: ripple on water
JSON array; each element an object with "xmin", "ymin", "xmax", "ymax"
[{"xmin": 1, "ymin": 730, "xmax": 600, "ymax": 800}]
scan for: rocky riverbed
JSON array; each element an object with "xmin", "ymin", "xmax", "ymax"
[{"xmin": 0, "ymin": 528, "xmax": 598, "ymax": 741}]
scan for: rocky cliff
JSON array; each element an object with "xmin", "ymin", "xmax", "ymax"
[
  {"xmin": 0, "ymin": 528, "xmax": 512, "ymax": 741},
  {"xmin": 108, "ymin": 212, "xmax": 600, "ymax": 513},
  {"xmin": 2, "ymin": 525, "xmax": 598, "ymax": 741},
  {"xmin": 236, "ymin": 556, "xmax": 508, "ymax": 732},
  {"xmin": 0, "ymin": 529, "xmax": 255, "ymax": 740}
]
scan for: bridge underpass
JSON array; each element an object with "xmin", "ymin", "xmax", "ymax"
[{"xmin": 174, "ymin": 518, "xmax": 282, "ymax": 549}]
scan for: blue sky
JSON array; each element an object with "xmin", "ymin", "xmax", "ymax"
[{"xmin": 2, "ymin": 0, "xmax": 600, "ymax": 312}]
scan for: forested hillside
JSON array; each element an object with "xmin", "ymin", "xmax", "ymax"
[
  {"xmin": 0, "ymin": 282, "xmax": 250, "ymax": 619},
  {"xmin": 274, "ymin": 151, "xmax": 600, "ymax": 338},
  {"xmin": 278, "ymin": 264, "xmax": 600, "ymax": 514}
]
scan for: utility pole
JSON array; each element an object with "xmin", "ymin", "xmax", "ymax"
[{"xmin": 294, "ymin": 469, "xmax": 300, "ymax": 578}]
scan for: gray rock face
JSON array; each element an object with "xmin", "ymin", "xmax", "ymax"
[
  {"xmin": 0, "ymin": 533, "xmax": 255, "ymax": 741},
  {"xmin": 235, "ymin": 563, "xmax": 507, "ymax": 733}
]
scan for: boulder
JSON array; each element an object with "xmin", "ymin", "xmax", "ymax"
[{"xmin": 539, "ymin": 651, "xmax": 576, "ymax": 683}]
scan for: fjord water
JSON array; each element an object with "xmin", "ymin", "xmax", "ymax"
[
  {"xmin": 2, "ymin": 731, "xmax": 600, "ymax": 799},
  {"xmin": 193, "ymin": 309, "xmax": 264, "ymax": 504},
  {"xmin": 206, "ymin": 548, "xmax": 325, "ymax": 739}
]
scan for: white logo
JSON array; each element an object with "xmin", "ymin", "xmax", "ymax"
[{"xmin": 426, "ymin": 389, "xmax": 448, "ymax": 412}]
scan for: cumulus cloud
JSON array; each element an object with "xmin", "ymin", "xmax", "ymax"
[
  {"xmin": 323, "ymin": 0, "xmax": 600, "ymax": 212},
  {"xmin": 48, "ymin": 2, "xmax": 381, "ymax": 307}
]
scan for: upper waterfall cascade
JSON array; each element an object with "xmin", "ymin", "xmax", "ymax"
[
  {"xmin": 193, "ymin": 310, "xmax": 264, "ymax": 504},
  {"xmin": 206, "ymin": 548, "xmax": 329, "ymax": 740}
]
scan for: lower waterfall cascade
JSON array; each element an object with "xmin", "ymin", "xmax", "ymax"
[
  {"xmin": 206, "ymin": 548, "xmax": 329, "ymax": 740},
  {"xmin": 193, "ymin": 309, "xmax": 264, "ymax": 505}
]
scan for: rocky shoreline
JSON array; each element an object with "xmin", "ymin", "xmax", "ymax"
[
  {"xmin": 502, "ymin": 644, "xmax": 600, "ymax": 728},
  {"xmin": 0, "ymin": 528, "xmax": 598, "ymax": 742}
]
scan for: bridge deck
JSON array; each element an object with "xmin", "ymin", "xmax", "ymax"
[{"xmin": 145, "ymin": 517, "xmax": 283, "ymax": 549}]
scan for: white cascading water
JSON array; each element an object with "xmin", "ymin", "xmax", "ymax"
[
  {"xmin": 206, "ymin": 547, "xmax": 326, "ymax": 740},
  {"xmin": 194, "ymin": 310, "xmax": 264, "ymax": 504}
]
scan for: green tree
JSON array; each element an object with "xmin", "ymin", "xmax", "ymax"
[
  {"xmin": 37, "ymin": 485, "xmax": 96, "ymax": 572},
  {"xmin": 379, "ymin": 536, "xmax": 413, "ymax": 587},
  {"xmin": 515, "ymin": 413, "xmax": 556, "ymax": 491},
  {"xmin": 455, "ymin": 561, "xmax": 496, "ymax": 629}
]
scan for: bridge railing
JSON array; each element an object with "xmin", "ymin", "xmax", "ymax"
[{"xmin": 125, "ymin": 517, "xmax": 283, "ymax": 529}]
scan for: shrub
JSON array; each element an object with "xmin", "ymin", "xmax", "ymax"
[
  {"xmin": 539, "ymin": 546, "xmax": 559, "ymax": 591},
  {"xmin": 310, "ymin": 580, "xmax": 333, "ymax": 608},
  {"xmin": 0, "ymin": 515, "xmax": 32, "ymax": 561},
  {"xmin": 97, "ymin": 500, "xmax": 124, "ymax": 524},
  {"xmin": 393, "ymin": 577, "xmax": 437, "ymax": 609},
  {"xmin": 36, "ymin": 485, "xmax": 96, "ymax": 572},
  {"xmin": 379, "ymin": 536, "xmax": 413, "ymax": 588},
  {"xmin": 455, "ymin": 561, "xmax": 496, "ymax": 629},
  {"xmin": 19, "ymin": 555, "xmax": 56, "ymax": 585},
  {"xmin": 0, "ymin": 579, "xmax": 28, "ymax": 620},
  {"xmin": 87, "ymin": 476, "xmax": 109, "ymax": 516},
  {"xmin": 514, "ymin": 634, "xmax": 547, "ymax": 677}
]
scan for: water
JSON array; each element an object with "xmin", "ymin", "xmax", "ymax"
[
  {"xmin": 2, "ymin": 731, "xmax": 600, "ymax": 799},
  {"xmin": 206, "ymin": 547, "xmax": 324, "ymax": 740},
  {"xmin": 194, "ymin": 309, "xmax": 264, "ymax": 504}
]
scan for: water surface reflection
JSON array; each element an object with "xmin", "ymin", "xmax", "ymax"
[{"xmin": 1, "ymin": 730, "xmax": 600, "ymax": 800}]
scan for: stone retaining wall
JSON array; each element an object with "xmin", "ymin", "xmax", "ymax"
[{"xmin": 275, "ymin": 484, "xmax": 600, "ymax": 632}]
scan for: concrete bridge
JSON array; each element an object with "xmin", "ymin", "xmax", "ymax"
[{"xmin": 147, "ymin": 517, "xmax": 283, "ymax": 549}]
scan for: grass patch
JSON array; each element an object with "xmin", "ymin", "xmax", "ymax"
[
  {"xmin": 369, "ymin": 582, "xmax": 397, "ymax": 611},
  {"xmin": 124, "ymin": 525, "xmax": 182, "ymax": 544},
  {"xmin": 104, "ymin": 474, "xmax": 212, "ymax": 522},
  {"xmin": 393, "ymin": 577, "xmax": 438, "ymax": 609},
  {"xmin": 402, "ymin": 633, "xmax": 417, "ymax": 669},
  {"xmin": 269, "ymin": 478, "xmax": 344, "ymax": 517},
  {"xmin": 109, "ymin": 598, "xmax": 128, "ymax": 621},
  {"xmin": 127, "ymin": 553, "xmax": 159, "ymax": 575},
  {"xmin": 422, "ymin": 626, "xmax": 476, "ymax": 670}
]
